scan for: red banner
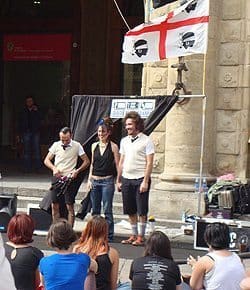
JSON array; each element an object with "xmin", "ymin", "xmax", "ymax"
[{"xmin": 3, "ymin": 34, "xmax": 72, "ymax": 61}]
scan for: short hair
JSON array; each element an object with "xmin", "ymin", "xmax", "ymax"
[
  {"xmin": 204, "ymin": 222, "xmax": 230, "ymax": 250},
  {"xmin": 25, "ymin": 96, "xmax": 33, "ymax": 100},
  {"xmin": 124, "ymin": 111, "xmax": 144, "ymax": 132},
  {"xmin": 7, "ymin": 214, "xmax": 35, "ymax": 244},
  {"xmin": 60, "ymin": 127, "xmax": 72, "ymax": 135},
  {"xmin": 47, "ymin": 219, "xmax": 77, "ymax": 250},
  {"xmin": 144, "ymin": 231, "xmax": 173, "ymax": 260}
]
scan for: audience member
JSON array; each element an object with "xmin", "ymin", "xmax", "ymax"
[
  {"xmin": 74, "ymin": 215, "xmax": 119, "ymax": 290},
  {"xmin": 117, "ymin": 111, "xmax": 154, "ymax": 246},
  {"xmin": 0, "ymin": 233, "xmax": 16, "ymax": 290},
  {"xmin": 129, "ymin": 231, "xmax": 182, "ymax": 290},
  {"xmin": 5, "ymin": 214, "xmax": 43, "ymax": 290},
  {"xmin": 240, "ymin": 276, "xmax": 250, "ymax": 290},
  {"xmin": 18, "ymin": 96, "xmax": 42, "ymax": 172},
  {"xmin": 187, "ymin": 222, "xmax": 245, "ymax": 290},
  {"xmin": 44, "ymin": 126, "xmax": 90, "ymax": 226},
  {"xmin": 39, "ymin": 219, "xmax": 97, "ymax": 290},
  {"xmin": 87, "ymin": 117, "xmax": 120, "ymax": 242}
]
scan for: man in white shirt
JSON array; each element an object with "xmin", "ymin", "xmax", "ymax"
[
  {"xmin": 117, "ymin": 112, "xmax": 154, "ymax": 246},
  {"xmin": 44, "ymin": 127, "xmax": 90, "ymax": 226}
]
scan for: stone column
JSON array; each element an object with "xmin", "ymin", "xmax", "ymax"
[
  {"xmin": 143, "ymin": 1, "xmax": 220, "ymax": 218},
  {"xmin": 215, "ymin": 0, "xmax": 250, "ymax": 180}
]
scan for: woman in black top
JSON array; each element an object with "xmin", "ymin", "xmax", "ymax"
[
  {"xmin": 4, "ymin": 214, "xmax": 44, "ymax": 290},
  {"xmin": 74, "ymin": 215, "xmax": 119, "ymax": 290},
  {"xmin": 129, "ymin": 231, "xmax": 182, "ymax": 290},
  {"xmin": 87, "ymin": 117, "xmax": 120, "ymax": 241}
]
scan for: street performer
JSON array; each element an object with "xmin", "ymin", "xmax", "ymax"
[
  {"xmin": 44, "ymin": 127, "xmax": 90, "ymax": 226},
  {"xmin": 117, "ymin": 111, "xmax": 154, "ymax": 246}
]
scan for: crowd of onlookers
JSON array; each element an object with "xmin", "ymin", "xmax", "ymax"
[{"xmin": 0, "ymin": 213, "xmax": 250, "ymax": 290}]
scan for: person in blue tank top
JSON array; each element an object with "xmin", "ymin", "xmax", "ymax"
[
  {"xmin": 39, "ymin": 219, "xmax": 97, "ymax": 290},
  {"xmin": 87, "ymin": 117, "xmax": 120, "ymax": 242}
]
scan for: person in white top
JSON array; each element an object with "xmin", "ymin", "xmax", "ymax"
[
  {"xmin": 117, "ymin": 111, "xmax": 154, "ymax": 246},
  {"xmin": 240, "ymin": 276, "xmax": 250, "ymax": 290},
  {"xmin": 187, "ymin": 222, "xmax": 245, "ymax": 290},
  {"xmin": 0, "ymin": 233, "xmax": 16, "ymax": 290},
  {"xmin": 44, "ymin": 127, "xmax": 90, "ymax": 226}
]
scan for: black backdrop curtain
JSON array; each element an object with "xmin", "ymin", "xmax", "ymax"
[
  {"xmin": 71, "ymin": 95, "xmax": 178, "ymax": 152},
  {"xmin": 70, "ymin": 95, "xmax": 178, "ymax": 186}
]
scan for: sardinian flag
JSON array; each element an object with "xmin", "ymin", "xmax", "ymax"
[{"xmin": 122, "ymin": 0, "xmax": 209, "ymax": 64}]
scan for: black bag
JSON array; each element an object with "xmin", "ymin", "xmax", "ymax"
[
  {"xmin": 208, "ymin": 181, "xmax": 250, "ymax": 215},
  {"xmin": 234, "ymin": 184, "xmax": 250, "ymax": 214},
  {"xmin": 39, "ymin": 177, "xmax": 70, "ymax": 218},
  {"xmin": 50, "ymin": 176, "xmax": 72, "ymax": 197},
  {"xmin": 75, "ymin": 191, "xmax": 92, "ymax": 220},
  {"xmin": 39, "ymin": 190, "xmax": 53, "ymax": 213}
]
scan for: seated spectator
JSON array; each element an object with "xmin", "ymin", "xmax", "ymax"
[
  {"xmin": 187, "ymin": 222, "xmax": 245, "ymax": 290},
  {"xmin": 39, "ymin": 219, "xmax": 97, "ymax": 290},
  {"xmin": 241, "ymin": 277, "xmax": 250, "ymax": 290},
  {"xmin": 0, "ymin": 233, "xmax": 16, "ymax": 290},
  {"xmin": 129, "ymin": 231, "xmax": 182, "ymax": 290},
  {"xmin": 74, "ymin": 215, "xmax": 119, "ymax": 290},
  {"xmin": 5, "ymin": 214, "xmax": 43, "ymax": 290}
]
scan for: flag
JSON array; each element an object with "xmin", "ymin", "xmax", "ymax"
[{"xmin": 122, "ymin": 0, "xmax": 209, "ymax": 64}]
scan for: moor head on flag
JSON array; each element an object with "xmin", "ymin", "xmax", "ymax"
[
  {"xmin": 182, "ymin": 0, "xmax": 198, "ymax": 13},
  {"xmin": 179, "ymin": 32, "xmax": 195, "ymax": 49},
  {"xmin": 133, "ymin": 39, "xmax": 148, "ymax": 57}
]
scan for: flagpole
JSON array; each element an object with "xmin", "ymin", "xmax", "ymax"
[
  {"xmin": 142, "ymin": 0, "xmax": 151, "ymax": 96},
  {"xmin": 144, "ymin": 0, "xmax": 151, "ymax": 23},
  {"xmin": 197, "ymin": 53, "xmax": 207, "ymax": 215}
]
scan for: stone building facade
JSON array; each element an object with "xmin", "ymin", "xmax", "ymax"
[{"xmin": 143, "ymin": 0, "xmax": 250, "ymax": 218}]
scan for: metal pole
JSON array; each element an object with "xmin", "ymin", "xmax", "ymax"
[
  {"xmin": 177, "ymin": 95, "xmax": 206, "ymax": 98},
  {"xmin": 144, "ymin": 0, "xmax": 151, "ymax": 23},
  {"xmin": 198, "ymin": 95, "xmax": 207, "ymax": 215}
]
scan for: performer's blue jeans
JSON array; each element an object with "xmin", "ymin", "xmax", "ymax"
[
  {"xmin": 90, "ymin": 177, "xmax": 114, "ymax": 241},
  {"xmin": 23, "ymin": 132, "xmax": 41, "ymax": 172}
]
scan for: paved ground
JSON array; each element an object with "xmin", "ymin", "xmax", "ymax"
[
  {"xmin": 1, "ymin": 169, "xmax": 250, "ymax": 283},
  {"xmin": 0, "ymin": 232, "xmax": 203, "ymax": 282}
]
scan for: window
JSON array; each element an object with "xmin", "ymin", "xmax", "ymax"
[{"xmin": 0, "ymin": 0, "xmax": 73, "ymax": 18}]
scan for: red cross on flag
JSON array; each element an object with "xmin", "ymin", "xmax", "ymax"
[{"xmin": 122, "ymin": 0, "xmax": 209, "ymax": 64}]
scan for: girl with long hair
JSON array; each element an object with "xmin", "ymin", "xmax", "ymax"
[
  {"xmin": 129, "ymin": 231, "xmax": 182, "ymax": 290},
  {"xmin": 74, "ymin": 215, "xmax": 119, "ymax": 290}
]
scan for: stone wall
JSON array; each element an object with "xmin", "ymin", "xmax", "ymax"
[
  {"xmin": 141, "ymin": 0, "xmax": 250, "ymax": 219},
  {"xmin": 215, "ymin": 0, "xmax": 250, "ymax": 179}
]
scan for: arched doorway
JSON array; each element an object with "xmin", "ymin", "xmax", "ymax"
[{"xmin": 0, "ymin": 0, "xmax": 80, "ymax": 169}]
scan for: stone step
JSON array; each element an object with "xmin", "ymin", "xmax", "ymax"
[
  {"xmin": 17, "ymin": 201, "xmax": 184, "ymax": 229},
  {"xmin": 2, "ymin": 176, "xmax": 197, "ymax": 220},
  {"xmin": 17, "ymin": 207, "xmax": 128, "ymax": 223},
  {"xmin": 2, "ymin": 186, "xmax": 123, "ymax": 203},
  {"xmin": 16, "ymin": 196, "xmax": 124, "ymax": 214},
  {"xmin": 16, "ymin": 195, "xmax": 186, "ymax": 228}
]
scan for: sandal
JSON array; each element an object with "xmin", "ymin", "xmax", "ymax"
[
  {"xmin": 132, "ymin": 237, "xmax": 145, "ymax": 246},
  {"xmin": 121, "ymin": 235, "xmax": 137, "ymax": 244}
]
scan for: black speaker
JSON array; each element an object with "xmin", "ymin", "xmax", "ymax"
[
  {"xmin": 0, "ymin": 194, "xmax": 17, "ymax": 232},
  {"xmin": 28, "ymin": 204, "xmax": 52, "ymax": 234}
]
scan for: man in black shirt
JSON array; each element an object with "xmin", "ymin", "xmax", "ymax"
[{"xmin": 18, "ymin": 96, "xmax": 42, "ymax": 172}]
